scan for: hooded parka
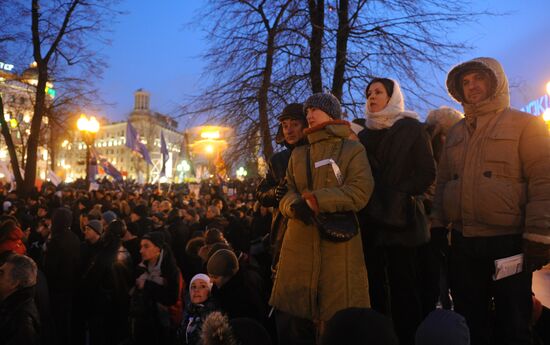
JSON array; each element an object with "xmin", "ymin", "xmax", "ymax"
[
  {"xmin": 432, "ymin": 57, "xmax": 550, "ymax": 241},
  {"xmin": 270, "ymin": 120, "xmax": 373, "ymax": 322}
]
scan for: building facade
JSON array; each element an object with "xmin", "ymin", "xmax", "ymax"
[{"xmin": 57, "ymin": 89, "xmax": 185, "ymax": 183}]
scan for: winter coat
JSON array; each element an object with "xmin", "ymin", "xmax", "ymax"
[
  {"xmin": 0, "ymin": 226, "xmax": 26, "ymax": 255},
  {"xmin": 129, "ymin": 248, "xmax": 184, "ymax": 345},
  {"xmin": 270, "ymin": 120, "xmax": 373, "ymax": 321},
  {"xmin": 44, "ymin": 207, "xmax": 81, "ymax": 296},
  {"xmin": 255, "ymin": 141, "xmax": 306, "ymax": 273},
  {"xmin": 178, "ymin": 299, "xmax": 217, "ymax": 345},
  {"xmin": 432, "ymin": 57, "xmax": 550, "ymax": 241},
  {"xmin": 0, "ymin": 287, "xmax": 41, "ymax": 345},
  {"xmin": 212, "ymin": 268, "xmax": 267, "ymax": 322},
  {"xmin": 358, "ymin": 118, "xmax": 436, "ymax": 247}
]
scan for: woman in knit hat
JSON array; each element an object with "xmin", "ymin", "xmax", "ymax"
[
  {"xmin": 129, "ymin": 231, "xmax": 184, "ymax": 345},
  {"xmin": 271, "ymin": 92, "xmax": 374, "ymax": 343},
  {"xmin": 358, "ymin": 78, "xmax": 436, "ymax": 345},
  {"xmin": 178, "ymin": 273, "xmax": 217, "ymax": 345}
]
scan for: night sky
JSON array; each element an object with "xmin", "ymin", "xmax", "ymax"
[{"xmin": 94, "ymin": 0, "xmax": 550, "ymax": 125}]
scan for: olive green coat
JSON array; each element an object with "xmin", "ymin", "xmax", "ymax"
[{"xmin": 269, "ymin": 121, "xmax": 374, "ymax": 321}]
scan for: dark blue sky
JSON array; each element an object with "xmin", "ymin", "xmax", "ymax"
[{"xmin": 95, "ymin": 0, "xmax": 550, "ymax": 125}]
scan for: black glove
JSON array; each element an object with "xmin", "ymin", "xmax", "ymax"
[
  {"xmin": 275, "ymin": 184, "xmax": 288, "ymax": 202},
  {"xmin": 523, "ymin": 239, "xmax": 550, "ymax": 272},
  {"xmin": 430, "ymin": 227, "xmax": 449, "ymax": 257},
  {"xmin": 291, "ymin": 199, "xmax": 314, "ymax": 225}
]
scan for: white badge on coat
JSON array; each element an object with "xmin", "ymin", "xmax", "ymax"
[{"xmin": 314, "ymin": 159, "xmax": 343, "ymax": 185}]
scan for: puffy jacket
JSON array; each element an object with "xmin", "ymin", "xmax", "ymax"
[
  {"xmin": 432, "ymin": 57, "xmax": 550, "ymax": 242},
  {"xmin": 270, "ymin": 120, "xmax": 373, "ymax": 321}
]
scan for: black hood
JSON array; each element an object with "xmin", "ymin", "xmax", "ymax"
[{"xmin": 51, "ymin": 207, "xmax": 73, "ymax": 234}]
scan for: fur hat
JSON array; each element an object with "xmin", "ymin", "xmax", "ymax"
[
  {"xmin": 86, "ymin": 219, "xmax": 103, "ymax": 236},
  {"xmin": 304, "ymin": 93, "xmax": 342, "ymax": 120},
  {"xmin": 207, "ymin": 249, "xmax": 239, "ymax": 277},
  {"xmin": 415, "ymin": 309, "xmax": 470, "ymax": 345},
  {"xmin": 425, "ymin": 106, "xmax": 463, "ymax": 136},
  {"xmin": 200, "ymin": 312, "xmax": 272, "ymax": 345}
]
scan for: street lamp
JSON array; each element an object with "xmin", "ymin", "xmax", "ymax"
[{"xmin": 77, "ymin": 114, "xmax": 100, "ymax": 182}]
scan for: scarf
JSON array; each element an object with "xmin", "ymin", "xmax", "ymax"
[{"xmin": 365, "ymin": 78, "xmax": 420, "ymax": 130}]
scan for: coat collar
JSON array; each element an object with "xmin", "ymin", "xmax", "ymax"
[{"xmin": 304, "ymin": 120, "xmax": 351, "ymax": 144}]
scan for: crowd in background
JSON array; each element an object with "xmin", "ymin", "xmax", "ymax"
[{"xmin": 1, "ymin": 56, "xmax": 550, "ymax": 345}]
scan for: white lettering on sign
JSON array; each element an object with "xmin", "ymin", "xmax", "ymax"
[
  {"xmin": 521, "ymin": 94, "xmax": 549, "ymax": 116},
  {"xmin": 0, "ymin": 62, "xmax": 15, "ymax": 71}
]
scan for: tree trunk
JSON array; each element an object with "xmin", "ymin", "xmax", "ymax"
[
  {"xmin": 257, "ymin": 30, "xmax": 275, "ymax": 159},
  {"xmin": 21, "ymin": 66, "xmax": 48, "ymax": 197},
  {"xmin": 331, "ymin": 0, "xmax": 350, "ymax": 102},
  {"xmin": 308, "ymin": 0, "xmax": 324, "ymax": 93},
  {"xmin": 0, "ymin": 95, "xmax": 24, "ymax": 185}
]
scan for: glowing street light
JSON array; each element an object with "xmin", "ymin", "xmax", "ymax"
[
  {"xmin": 543, "ymin": 108, "xmax": 550, "ymax": 122},
  {"xmin": 77, "ymin": 114, "xmax": 100, "ymax": 182},
  {"xmin": 546, "ymin": 81, "xmax": 550, "ymax": 96},
  {"xmin": 205, "ymin": 144, "xmax": 214, "ymax": 154}
]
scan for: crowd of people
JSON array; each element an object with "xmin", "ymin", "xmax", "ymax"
[{"xmin": 0, "ymin": 56, "xmax": 549, "ymax": 345}]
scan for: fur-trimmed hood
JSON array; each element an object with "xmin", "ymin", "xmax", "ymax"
[{"xmin": 446, "ymin": 57, "xmax": 510, "ymax": 117}]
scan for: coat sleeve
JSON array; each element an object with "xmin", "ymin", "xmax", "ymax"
[
  {"xmin": 431, "ymin": 139, "xmax": 453, "ymax": 228},
  {"xmin": 520, "ymin": 116, "xmax": 550, "ymax": 244},
  {"xmin": 255, "ymin": 158, "xmax": 278, "ymax": 207},
  {"xmin": 311, "ymin": 143, "xmax": 374, "ymax": 213},
  {"xmin": 398, "ymin": 128, "xmax": 437, "ymax": 195},
  {"xmin": 279, "ymin": 149, "xmax": 302, "ymax": 218}
]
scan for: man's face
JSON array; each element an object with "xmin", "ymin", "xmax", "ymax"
[
  {"xmin": 281, "ymin": 119, "xmax": 305, "ymax": 145},
  {"xmin": 462, "ymin": 71, "xmax": 491, "ymax": 104},
  {"xmin": 0, "ymin": 263, "xmax": 17, "ymax": 301},
  {"xmin": 83, "ymin": 226, "xmax": 99, "ymax": 244}
]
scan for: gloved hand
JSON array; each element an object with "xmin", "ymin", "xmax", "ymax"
[
  {"xmin": 523, "ymin": 239, "xmax": 550, "ymax": 272},
  {"xmin": 291, "ymin": 199, "xmax": 314, "ymax": 225},
  {"xmin": 275, "ymin": 184, "xmax": 288, "ymax": 202},
  {"xmin": 430, "ymin": 227, "xmax": 449, "ymax": 257}
]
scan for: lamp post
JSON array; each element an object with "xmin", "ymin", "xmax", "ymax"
[{"xmin": 76, "ymin": 114, "xmax": 100, "ymax": 183}]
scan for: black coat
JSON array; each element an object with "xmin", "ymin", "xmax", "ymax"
[
  {"xmin": 44, "ymin": 208, "xmax": 81, "ymax": 295},
  {"xmin": 211, "ymin": 268, "xmax": 267, "ymax": 323},
  {"xmin": 0, "ymin": 287, "xmax": 41, "ymax": 345},
  {"xmin": 358, "ymin": 118, "xmax": 436, "ymax": 247}
]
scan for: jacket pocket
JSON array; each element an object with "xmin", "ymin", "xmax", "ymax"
[
  {"xmin": 476, "ymin": 178, "xmax": 526, "ymax": 227},
  {"xmin": 484, "ymin": 128, "xmax": 522, "ymax": 178},
  {"xmin": 442, "ymin": 179, "xmax": 462, "ymax": 222}
]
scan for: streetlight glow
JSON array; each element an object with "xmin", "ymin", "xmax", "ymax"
[
  {"xmin": 205, "ymin": 144, "xmax": 214, "ymax": 154},
  {"xmin": 543, "ymin": 108, "xmax": 550, "ymax": 122},
  {"xmin": 88, "ymin": 116, "xmax": 100, "ymax": 133},
  {"xmin": 546, "ymin": 81, "xmax": 550, "ymax": 96},
  {"xmin": 77, "ymin": 114, "xmax": 88, "ymax": 131}
]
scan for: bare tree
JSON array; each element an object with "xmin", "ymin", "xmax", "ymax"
[
  {"xmin": 182, "ymin": 0, "xmax": 302, "ymax": 161},
  {"xmin": 186, "ymin": 0, "xmax": 493, "ymax": 161},
  {"xmin": 0, "ymin": 0, "xmax": 120, "ymax": 196}
]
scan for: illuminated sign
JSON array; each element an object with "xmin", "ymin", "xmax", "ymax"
[
  {"xmin": 521, "ymin": 94, "xmax": 549, "ymax": 116},
  {"xmin": 0, "ymin": 61, "xmax": 14, "ymax": 72}
]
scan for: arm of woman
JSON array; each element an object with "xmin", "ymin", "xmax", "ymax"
[
  {"xmin": 310, "ymin": 143, "xmax": 375, "ymax": 213},
  {"xmin": 279, "ymin": 148, "xmax": 303, "ymax": 218},
  {"xmin": 398, "ymin": 127, "xmax": 436, "ymax": 195}
]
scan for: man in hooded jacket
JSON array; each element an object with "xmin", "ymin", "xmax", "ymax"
[{"xmin": 431, "ymin": 57, "xmax": 550, "ymax": 345}]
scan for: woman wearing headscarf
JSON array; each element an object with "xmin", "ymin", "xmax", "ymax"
[
  {"xmin": 358, "ymin": 78, "xmax": 436, "ymax": 345},
  {"xmin": 270, "ymin": 93, "xmax": 374, "ymax": 344}
]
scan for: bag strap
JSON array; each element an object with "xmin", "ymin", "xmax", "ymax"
[{"xmin": 306, "ymin": 147, "xmax": 313, "ymax": 191}]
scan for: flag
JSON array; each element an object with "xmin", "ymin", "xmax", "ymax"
[
  {"xmin": 126, "ymin": 122, "xmax": 152, "ymax": 165},
  {"xmin": 99, "ymin": 158, "xmax": 123, "ymax": 182},
  {"xmin": 47, "ymin": 169, "xmax": 62, "ymax": 186},
  {"xmin": 90, "ymin": 147, "xmax": 123, "ymax": 182},
  {"xmin": 160, "ymin": 131, "xmax": 169, "ymax": 177}
]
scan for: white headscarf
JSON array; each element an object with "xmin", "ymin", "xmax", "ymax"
[{"xmin": 365, "ymin": 78, "xmax": 420, "ymax": 130}]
